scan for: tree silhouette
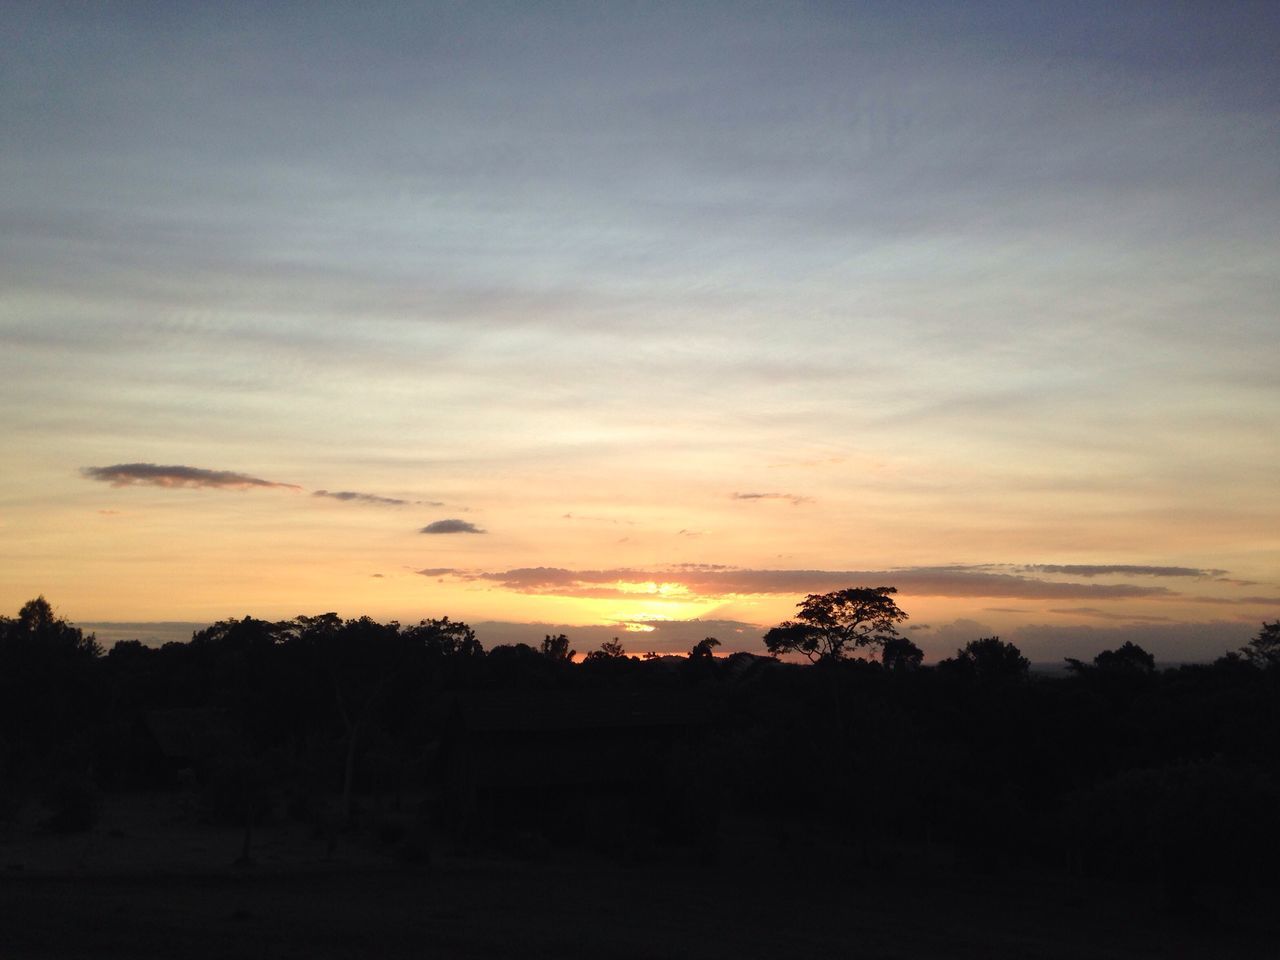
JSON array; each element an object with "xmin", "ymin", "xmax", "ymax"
[
  {"xmin": 1066, "ymin": 640, "xmax": 1155, "ymax": 675},
  {"xmin": 540, "ymin": 633, "xmax": 575, "ymax": 661},
  {"xmin": 688, "ymin": 637, "xmax": 720, "ymax": 660},
  {"xmin": 402, "ymin": 616, "xmax": 482, "ymax": 662},
  {"xmin": 941, "ymin": 636, "xmax": 1029, "ymax": 681},
  {"xmin": 763, "ymin": 587, "xmax": 907, "ymax": 663},
  {"xmin": 585, "ymin": 637, "xmax": 626, "ymax": 662},
  {"xmin": 881, "ymin": 635, "xmax": 924, "ymax": 672},
  {"xmin": 287, "ymin": 614, "xmax": 409, "ymax": 826},
  {"xmin": 3, "ymin": 596, "xmax": 102, "ymax": 659},
  {"xmin": 0, "ymin": 597, "xmax": 104, "ymax": 791},
  {"xmin": 1243, "ymin": 620, "xmax": 1280, "ymax": 667}
]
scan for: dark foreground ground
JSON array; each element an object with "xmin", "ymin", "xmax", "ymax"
[
  {"xmin": 2, "ymin": 804, "xmax": 1275, "ymax": 960},
  {"xmin": 4, "ymin": 858, "xmax": 1273, "ymax": 960},
  {"xmin": 5, "ymin": 849, "xmax": 1274, "ymax": 957}
]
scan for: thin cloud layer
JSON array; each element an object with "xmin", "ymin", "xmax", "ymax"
[
  {"xmin": 1183, "ymin": 595, "xmax": 1280, "ymax": 606},
  {"xmin": 1048, "ymin": 607, "xmax": 1175, "ymax": 623},
  {"xmin": 313, "ymin": 489, "xmax": 442, "ymax": 507},
  {"xmin": 453, "ymin": 566, "xmax": 1176, "ymax": 601},
  {"xmin": 420, "ymin": 519, "xmax": 485, "ymax": 535},
  {"xmin": 82, "ymin": 463, "xmax": 300, "ymax": 491},
  {"xmin": 1009, "ymin": 621, "xmax": 1258, "ymax": 664},
  {"xmin": 1022, "ymin": 564, "xmax": 1228, "ymax": 578},
  {"xmin": 731, "ymin": 492, "xmax": 812, "ymax": 506}
]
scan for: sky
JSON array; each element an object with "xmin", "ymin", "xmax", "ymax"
[{"xmin": 3, "ymin": 1, "xmax": 1278, "ymax": 662}]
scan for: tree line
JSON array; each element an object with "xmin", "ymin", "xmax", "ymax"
[{"xmin": 2, "ymin": 591, "xmax": 1278, "ymax": 905}]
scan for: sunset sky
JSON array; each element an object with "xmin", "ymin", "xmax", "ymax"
[{"xmin": 3, "ymin": 2, "xmax": 1278, "ymax": 661}]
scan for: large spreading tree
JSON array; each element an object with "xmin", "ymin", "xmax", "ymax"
[{"xmin": 764, "ymin": 586, "xmax": 908, "ymax": 663}]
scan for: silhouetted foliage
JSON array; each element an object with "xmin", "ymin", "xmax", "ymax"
[
  {"xmin": 1066, "ymin": 640, "xmax": 1155, "ymax": 675},
  {"xmin": 1061, "ymin": 759, "xmax": 1280, "ymax": 907},
  {"xmin": 8, "ymin": 595, "xmax": 1280, "ymax": 916},
  {"xmin": 2, "ymin": 596, "xmax": 102, "ymax": 660},
  {"xmin": 1243, "ymin": 619, "xmax": 1280, "ymax": 667},
  {"xmin": 881, "ymin": 636, "xmax": 924, "ymax": 672},
  {"xmin": 403, "ymin": 616, "xmax": 482, "ymax": 661},
  {"xmin": 41, "ymin": 771, "xmax": 102, "ymax": 834},
  {"xmin": 939, "ymin": 636, "xmax": 1029, "ymax": 682},
  {"xmin": 763, "ymin": 587, "xmax": 907, "ymax": 663},
  {"xmin": 585, "ymin": 637, "xmax": 627, "ymax": 662},
  {"xmin": 688, "ymin": 637, "xmax": 720, "ymax": 660},
  {"xmin": 540, "ymin": 633, "xmax": 575, "ymax": 661},
  {"xmin": 0, "ymin": 597, "xmax": 104, "ymax": 788}
]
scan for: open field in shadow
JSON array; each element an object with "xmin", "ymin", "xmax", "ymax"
[{"xmin": 3, "ymin": 801, "xmax": 1275, "ymax": 960}]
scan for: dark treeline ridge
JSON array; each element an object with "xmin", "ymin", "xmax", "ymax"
[{"xmin": 2, "ymin": 592, "xmax": 1278, "ymax": 911}]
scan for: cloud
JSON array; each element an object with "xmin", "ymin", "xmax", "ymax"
[
  {"xmin": 314, "ymin": 489, "xmax": 431, "ymax": 507},
  {"xmin": 1183, "ymin": 595, "xmax": 1280, "ymax": 606},
  {"xmin": 457, "ymin": 565, "xmax": 1176, "ymax": 601},
  {"xmin": 1009, "ymin": 621, "xmax": 1258, "ymax": 664},
  {"xmin": 731, "ymin": 492, "xmax": 813, "ymax": 506},
  {"xmin": 930, "ymin": 619, "xmax": 997, "ymax": 649},
  {"xmin": 415, "ymin": 567, "xmax": 456, "ymax": 576},
  {"xmin": 1048, "ymin": 607, "xmax": 1174, "ymax": 623},
  {"xmin": 82, "ymin": 463, "xmax": 300, "ymax": 491},
  {"xmin": 420, "ymin": 519, "xmax": 485, "ymax": 535},
  {"xmin": 1021, "ymin": 564, "xmax": 1227, "ymax": 578}
]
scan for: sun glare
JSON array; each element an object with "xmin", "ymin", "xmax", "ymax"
[{"xmin": 619, "ymin": 622, "xmax": 657, "ymax": 633}]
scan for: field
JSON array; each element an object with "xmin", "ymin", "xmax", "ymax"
[{"xmin": 1, "ymin": 793, "xmax": 1273, "ymax": 959}]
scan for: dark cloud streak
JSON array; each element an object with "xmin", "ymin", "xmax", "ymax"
[
  {"xmin": 455, "ymin": 566, "xmax": 1174, "ymax": 601},
  {"xmin": 82, "ymin": 463, "xmax": 300, "ymax": 491},
  {"xmin": 314, "ymin": 489, "xmax": 442, "ymax": 507},
  {"xmin": 420, "ymin": 519, "xmax": 485, "ymax": 535},
  {"xmin": 731, "ymin": 492, "xmax": 812, "ymax": 506},
  {"xmin": 1022, "ymin": 564, "xmax": 1227, "ymax": 578}
]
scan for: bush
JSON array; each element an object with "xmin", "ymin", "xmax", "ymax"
[
  {"xmin": 1061, "ymin": 760, "xmax": 1280, "ymax": 901},
  {"xmin": 42, "ymin": 773, "xmax": 102, "ymax": 834}
]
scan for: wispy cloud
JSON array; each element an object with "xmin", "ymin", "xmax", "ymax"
[
  {"xmin": 313, "ymin": 489, "xmax": 442, "ymax": 507},
  {"xmin": 82, "ymin": 463, "xmax": 300, "ymax": 491},
  {"xmin": 416, "ymin": 567, "xmax": 456, "ymax": 576},
  {"xmin": 420, "ymin": 519, "xmax": 485, "ymax": 535},
  {"xmin": 1048, "ymin": 607, "xmax": 1174, "ymax": 623},
  {"xmin": 731, "ymin": 492, "xmax": 813, "ymax": 506},
  {"xmin": 1182, "ymin": 595, "xmax": 1280, "ymax": 606},
  {"xmin": 1021, "ymin": 564, "xmax": 1227, "ymax": 578},
  {"xmin": 452, "ymin": 565, "xmax": 1176, "ymax": 601}
]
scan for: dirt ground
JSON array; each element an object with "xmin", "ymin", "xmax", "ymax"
[{"xmin": 1, "ymin": 793, "xmax": 1274, "ymax": 959}]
